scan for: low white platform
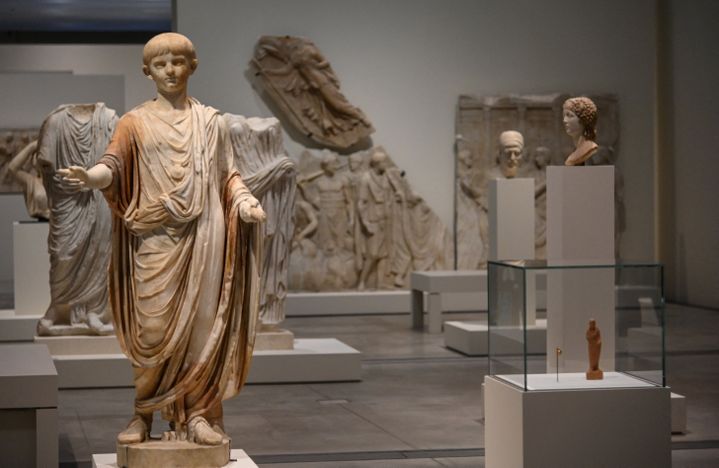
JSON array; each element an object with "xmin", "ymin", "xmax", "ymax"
[
  {"xmin": 93, "ymin": 448, "xmax": 257, "ymax": 468},
  {"xmin": 411, "ymin": 270, "xmax": 488, "ymax": 333},
  {"xmin": 0, "ymin": 344, "xmax": 58, "ymax": 468},
  {"xmin": 484, "ymin": 374, "xmax": 670, "ymax": 468},
  {"xmin": 45, "ymin": 338, "xmax": 361, "ymax": 388},
  {"xmin": 443, "ymin": 319, "xmax": 546, "ymax": 356},
  {"xmin": 496, "ymin": 371, "xmax": 654, "ymax": 391},
  {"xmin": 286, "ymin": 289, "xmax": 486, "ymax": 316},
  {"xmin": 0, "ymin": 309, "xmax": 41, "ymax": 342}
]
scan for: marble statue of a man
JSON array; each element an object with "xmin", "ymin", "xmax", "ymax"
[{"xmin": 58, "ymin": 33, "xmax": 266, "ymax": 447}]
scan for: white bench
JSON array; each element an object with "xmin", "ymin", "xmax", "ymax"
[{"xmin": 410, "ymin": 270, "xmax": 487, "ymax": 333}]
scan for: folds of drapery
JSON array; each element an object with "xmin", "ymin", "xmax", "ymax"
[
  {"xmin": 37, "ymin": 103, "xmax": 116, "ymax": 331},
  {"xmin": 99, "ymin": 102, "xmax": 262, "ymax": 420}
]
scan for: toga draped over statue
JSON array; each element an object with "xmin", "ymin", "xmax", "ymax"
[
  {"xmin": 98, "ymin": 98, "xmax": 262, "ymax": 422},
  {"xmin": 37, "ymin": 103, "xmax": 116, "ymax": 336}
]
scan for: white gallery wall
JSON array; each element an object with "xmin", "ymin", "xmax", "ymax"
[
  {"xmin": 0, "ymin": 44, "xmax": 151, "ymax": 112},
  {"xmin": 177, "ymin": 0, "xmax": 658, "ymax": 265},
  {"xmin": 662, "ymin": 0, "xmax": 719, "ymax": 308}
]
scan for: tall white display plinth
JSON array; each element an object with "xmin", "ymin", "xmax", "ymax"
[
  {"xmin": 489, "ymin": 178, "xmax": 535, "ymax": 261},
  {"xmin": 484, "ymin": 375, "xmax": 670, "ymax": 468},
  {"xmin": 0, "ymin": 222, "xmax": 49, "ymax": 342},
  {"xmin": 490, "ymin": 178, "xmax": 537, "ymax": 326},
  {"xmin": 13, "ymin": 221, "xmax": 50, "ymax": 316},
  {"xmin": 546, "ymin": 166, "xmax": 614, "ymax": 372}
]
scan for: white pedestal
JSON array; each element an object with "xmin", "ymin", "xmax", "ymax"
[
  {"xmin": 671, "ymin": 392, "xmax": 687, "ymax": 433},
  {"xmin": 546, "ymin": 166, "xmax": 615, "ymax": 373},
  {"xmin": 286, "ymin": 289, "xmax": 486, "ymax": 316},
  {"xmin": 92, "ymin": 448, "xmax": 258, "ymax": 468},
  {"xmin": 40, "ymin": 336, "xmax": 361, "ymax": 388},
  {"xmin": 0, "ymin": 344, "xmax": 58, "ymax": 468},
  {"xmin": 484, "ymin": 375, "xmax": 670, "ymax": 468},
  {"xmin": 0, "ymin": 222, "xmax": 49, "ymax": 342},
  {"xmin": 410, "ymin": 270, "xmax": 488, "ymax": 333},
  {"xmin": 13, "ymin": 221, "xmax": 50, "ymax": 316},
  {"xmin": 489, "ymin": 178, "xmax": 535, "ymax": 261},
  {"xmin": 0, "ymin": 309, "xmax": 42, "ymax": 342},
  {"xmin": 444, "ymin": 319, "xmax": 546, "ymax": 356},
  {"xmin": 546, "ymin": 166, "xmax": 614, "ymax": 262}
]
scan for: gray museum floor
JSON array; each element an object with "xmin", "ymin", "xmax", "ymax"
[{"xmin": 12, "ymin": 300, "xmax": 718, "ymax": 467}]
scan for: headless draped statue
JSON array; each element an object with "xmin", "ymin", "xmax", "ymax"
[{"xmin": 58, "ymin": 33, "xmax": 267, "ymax": 449}]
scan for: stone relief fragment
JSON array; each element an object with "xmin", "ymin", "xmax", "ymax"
[
  {"xmin": 224, "ymin": 113, "xmax": 297, "ymax": 328},
  {"xmin": 36, "ymin": 103, "xmax": 117, "ymax": 336},
  {"xmin": 2, "ymin": 130, "xmax": 50, "ymax": 219},
  {"xmin": 455, "ymin": 93, "xmax": 621, "ymax": 268},
  {"xmin": 0, "ymin": 128, "xmax": 40, "ymax": 193},
  {"xmin": 290, "ymin": 147, "xmax": 452, "ymax": 291},
  {"xmin": 251, "ymin": 35, "xmax": 374, "ymax": 149}
]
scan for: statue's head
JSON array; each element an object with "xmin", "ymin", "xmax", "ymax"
[
  {"xmin": 348, "ymin": 153, "xmax": 363, "ymax": 172},
  {"xmin": 563, "ymin": 97, "xmax": 597, "ymax": 141},
  {"xmin": 534, "ymin": 146, "xmax": 551, "ymax": 169},
  {"xmin": 142, "ymin": 33, "xmax": 198, "ymax": 94},
  {"xmin": 369, "ymin": 149, "xmax": 389, "ymax": 174},
  {"xmin": 320, "ymin": 153, "xmax": 338, "ymax": 175},
  {"xmin": 497, "ymin": 130, "xmax": 524, "ymax": 178}
]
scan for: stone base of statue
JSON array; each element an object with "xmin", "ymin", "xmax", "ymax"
[
  {"xmin": 254, "ymin": 324, "xmax": 294, "ymax": 350},
  {"xmin": 586, "ymin": 369, "xmax": 604, "ymax": 380},
  {"xmin": 116, "ymin": 439, "xmax": 230, "ymax": 468},
  {"xmin": 93, "ymin": 448, "xmax": 257, "ymax": 468}
]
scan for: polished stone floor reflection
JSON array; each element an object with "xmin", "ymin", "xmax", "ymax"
[{"xmin": 52, "ymin": 303, "xmax": 719, "ymax": 467}]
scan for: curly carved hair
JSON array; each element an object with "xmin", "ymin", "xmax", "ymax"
[{"xmin": 563, "ymin": 97, "xmax": 597, "ymax": 141}]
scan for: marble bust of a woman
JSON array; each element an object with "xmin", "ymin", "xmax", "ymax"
[{"xmin": 563, "ymin": 97, "xmax": 599, "ymax": 166}]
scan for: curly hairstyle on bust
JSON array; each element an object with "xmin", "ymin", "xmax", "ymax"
[{"xmin": 563, "ymin": 97, "xmax": 597, "ymax": 141}]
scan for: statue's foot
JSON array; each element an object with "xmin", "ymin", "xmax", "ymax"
[
  {"xmin": 87, "ymin": 313, "xmax": 113, "ymax": 335},
  {"xmin": 188, "ymin": 416, "xmax": 223, "ymax": 446},
  {"xmin": 117, "ymin": 416, "xmax": 149, "ymax": 445},
  {"xmin": 36, "ymin": 318, "xmax": 53, "ymax": 336}
]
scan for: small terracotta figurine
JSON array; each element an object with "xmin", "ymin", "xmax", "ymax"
[
  {"xmin": 563, "ymin": 97, "xmax": 598, "ymax": 166},
  {"xmin": 586, "ymin": 319, "xmax": 604, "ymax": 380}
]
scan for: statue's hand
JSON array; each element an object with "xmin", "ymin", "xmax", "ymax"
[
  {"xmin": 57, "ymin": 166, "xmax": 90, "ymax": 191},
  {"xmin": 240, "ymin": 197, "xmax": 267, "ymax": 223}
]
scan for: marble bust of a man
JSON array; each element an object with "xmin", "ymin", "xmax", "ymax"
[{"xmin": 497, "ymin": 130, "xmax": 525, "ymax": 178}]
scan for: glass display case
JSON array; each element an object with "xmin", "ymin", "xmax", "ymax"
[{"xmin": 488, "ymin": 259, "xmax": 665, "ymax": 391}]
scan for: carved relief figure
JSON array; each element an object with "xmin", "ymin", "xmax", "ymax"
[
  {"xmin": 251, "ymin": 35, "xmax": 374, "ymax": 149},
  {"xmin": 35, "ymin": 103, "xmax": 117, "ymax": 336},
  {"xmin": 289, "ymin": 147, "xmax": 451, "ymax": 291},
  {"xmin": 563, "ymin": 96, "xmax": 599, "ymax": 166},
  {"xmin": 224, "ymin": 114, "xmax": 296, "ymax": 328},
  {"xmin": 455, "ymin": 93, "xmax": 622, "ymax": 268},
  {"xmin": 0, "ymin": 128, "xmax": 40, "ymax": 193},
  {"xmin": 58, "ymin": 33, "xmax": 266, "ymax": 449},
  {"xmin": 533, "ymin": 146, "xmax": 551, "ymax": 259},
  {"xmin": 7, "ymin": 139, "xmax": 50, "ymax": 220},
  {"xmin": 586, "ymin": 319, "xmax": 604, "ymax": 380},
  {"xmin": 357, "ymin": 149, "xmax": 394, "ymax": 289}
]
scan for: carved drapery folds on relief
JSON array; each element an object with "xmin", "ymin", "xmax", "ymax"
[
  {"xmin": 0, "ymin": 129, "xmax": 39, "ymax": 192},
  {"xmin": 36, "ymin": 103, "xmax": 118, "ymax": 336},
  {"xmin": 224, "ymin": 114, "xmax": 296, "ymax": 327},
  {"xmin": 290, "ymin": 147, "xmax": 452, "ymax": 292},
  {"xmin": 1, "ymin": 128, "xmax": 50, "ymax": 219},
  {"xmin": 455, "ymin": 93, "xmax": 622, "ymax": 268},
  {"xmin": 251, "ymin": 35, "xmax": 374, "ymax": 149}
]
